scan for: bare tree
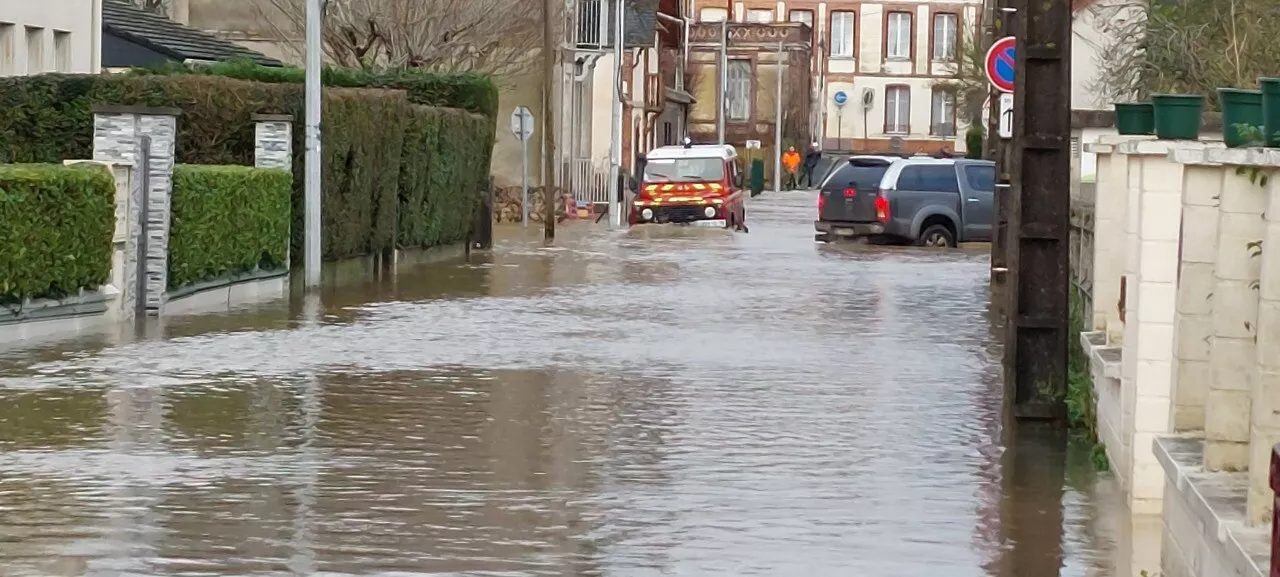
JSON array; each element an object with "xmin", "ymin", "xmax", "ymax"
[
  {"xmin": 262, "ymin": 0, "xmax": 548, "ymax": 81},
  {"xmin": 1093, "ymin": 0, "xmax": 1280, "ymax": 106},
  {"xmin": 932, "ymin": 28, "xmax": 991, "ymax": 125}
]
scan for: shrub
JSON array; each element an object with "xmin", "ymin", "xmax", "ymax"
[
  {"xmin": 130, "ymin": 58, "xmax": 501, "ymax": 120},
  {"xmin": 0, "ymin": 163, "xmax": 114, "ymax": 302},
  {"xmin": 168, "ymin": 165, "xmax": 292, "ymax": 289},
  {"xmin": 965, "ymin": 125, "xmax": 985, "ymax": 159},
  {"xmin": 0, "ymin": 72, "xmax": 495, "ymax": 264}
]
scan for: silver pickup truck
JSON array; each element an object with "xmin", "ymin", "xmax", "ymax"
[{"xmin": 814, "ymin": 156, "xmax": 996, "ymax": 247}]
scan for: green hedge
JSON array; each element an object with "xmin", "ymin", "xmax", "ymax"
[
  {"xmin": 0, "ymin": 163, "xmax": 114, "ymax": 302},
  {"xmin": 0, "ymin": 73, "xmax": 494, "ymax": 263},
  {"xmin": 169, "ymin": 165, "xmax": 291, "ymax": 289},
  {"xmin": 130, "ymin": 58, "xmax": 500, "ymax": 120}
]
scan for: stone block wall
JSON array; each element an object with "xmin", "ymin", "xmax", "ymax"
[
  {"xmin": 1084, "ymin": 142, "xmax": 1280, "ymax": 577},
  {"xmin": 91, "ymin": 106, "xmax": 179, "ymax": 314}
]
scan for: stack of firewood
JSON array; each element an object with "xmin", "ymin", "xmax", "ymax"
[{"xmin": 493, "ymin": 186, "xmax": 573, "ymax": 223}]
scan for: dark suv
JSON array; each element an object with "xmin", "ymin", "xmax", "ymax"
[{"xmin": 814, "ymin": 157, "xmax": 996, "ymax": 247}]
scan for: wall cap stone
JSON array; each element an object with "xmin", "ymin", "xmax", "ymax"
[
  {"xmin": 251, "ymin": 113, "xmax": 294, "ymax": 122},
  {"xmin": 1118, "ymin": 139, "xmax": 1224, "ymax": 157},
  {"xmin": 62, "ymin": 159, "xmax": 134, "ymax": 169},
  {"xmin": 1083, "ymin": 143, "xmax": 1114, "ymax": 154},
  {"xmin": 1153, "ymin": 434, "xmax": 1269, "ymax": 577},
  {"xmin": 1170, "ymin": 146, "xmax": 1280, "ymax": 168},
  {"xmin": 90, "ymin": 104, "xmax": 183, "ymax": 116}
]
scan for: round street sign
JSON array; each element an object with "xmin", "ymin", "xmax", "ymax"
[
  {"xmin": 984, "ymin": 36, "xmax": 1016, "ymax": 93},
  {"xmin": 833, "ymin": 90, "xmax": 848, "ymax": 107}
]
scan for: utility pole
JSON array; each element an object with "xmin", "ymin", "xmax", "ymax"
[
  {"xmin": 717, "ymin": 19, "xmax": 727, "ymax": 144},
  {"xmin": 542, "ymin": 0, "xmax": 556, "ymax": 239},
  {"xmin": 303, "ymin": 0, "xmax": 322, "ymax": 288},
  {"xmin": 608, "ymin": 0, "xmax": 625, "ymax": 228},
  {"xmin": 773, "ymin": 40, "xmax": 783, "ymax": 194},
  {"xmin": 1003, "ymin": 0, "xmax": 1071, "ymax": 423}
]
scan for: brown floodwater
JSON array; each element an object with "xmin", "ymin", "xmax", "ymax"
[{"xmin": 0, "ymin": 191, "xmax": 1143, "ymax": 576}]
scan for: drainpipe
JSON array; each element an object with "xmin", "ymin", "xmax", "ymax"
[{"xmin": 91, "ymin": 0, "xmax": 102, "ymax": 72}]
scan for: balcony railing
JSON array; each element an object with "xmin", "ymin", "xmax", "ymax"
[{"xmin": 575, "ymin": 0, "xmax": 608, "ymax": 48}]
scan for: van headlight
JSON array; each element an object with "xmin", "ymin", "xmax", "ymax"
[
  {"xmin": 703, "ymin": 206, "xmax": 716, "ymax": 218},
  {"xmin": 640, "ymin": 208, "xmax": 653, "ymax": 221}
]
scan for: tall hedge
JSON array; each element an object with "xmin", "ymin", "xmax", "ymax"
[
  {"xmin": 130, "ymin": 59, "xmax": 500, "ymax": 121},
  {"xmin": 0, "ymin": 163, "xmax": 114, "ymax": 302},
  {"xmin": 0, "ymin": 73, "xmax": 494, "ymax": 263},
  {"xmin": 169, "ymin": 165, "xmax": 291, "ymax": 289}
]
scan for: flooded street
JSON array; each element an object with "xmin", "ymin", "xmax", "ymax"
[{"xmin": 0, "ymin": 191, "xmax": 1141, "ymax": 576}]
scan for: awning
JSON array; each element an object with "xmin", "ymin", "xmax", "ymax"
[{"xmin": 665, "ymin": 88, "xmax": 696, "ymax": 105}]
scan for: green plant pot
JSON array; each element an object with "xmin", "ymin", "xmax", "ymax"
[
  {"xmin": 1218, "ymin": 88, "xmax": 1264, "ymax": 147},
  {"xmin": 1152, "ymin": 94, "xmax": 1204, "ymax": 140},
  {"xmin": 1260, "ymin": 78, "xmax": 1280, "ymax": 147},
  {"xmin": 1114, "ymin": 102, "xmax": 1154, "ymax": 135}
]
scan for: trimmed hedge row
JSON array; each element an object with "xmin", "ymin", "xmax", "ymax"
[
  {"xmin": 131, "ymin": 58, "xmax": 500, "ymax": 121},
  {"xmin": 0, "ymin": 163, "xmax": 114, "ymax": 302},
  {"xmin": 169, "ymin": 165, "xmax": 291, "ymax": 289},
  {"xmin": 0, "ymin": 73, "xmax": 493, "ymax": 265}
]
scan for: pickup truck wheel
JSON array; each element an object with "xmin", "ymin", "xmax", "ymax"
[{"xmin": 917, "ymin": 224, "xmax": 956, "ymax": 248}]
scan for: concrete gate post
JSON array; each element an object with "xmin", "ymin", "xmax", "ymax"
[
  {"xmin": 1248, "ymin": 164, "xmax": 1280, "ymax": 524},
  {"xmin": 91, "ymin": 105, "xmax": 180, "ymax": 314},
  {"xmin": 1204, "ymin": 158, "xmax": 1267, "ymax": 472},
  {"xmin": 1170, "ymin": 164, "xmax": 1222, "ymax": 432}
]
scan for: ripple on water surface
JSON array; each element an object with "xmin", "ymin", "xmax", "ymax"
[{"xmin": 0, "ymin": 191, "xmax": 1130, "ymax": 576}]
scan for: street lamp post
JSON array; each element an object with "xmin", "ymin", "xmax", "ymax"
[{"xmin": 303, "ymin": 0, "xmax": 323, "ymax": 288}]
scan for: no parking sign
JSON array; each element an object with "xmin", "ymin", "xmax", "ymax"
[{"xmin": 985, "ymin": 36, "xmax": 1016, "ymax": 93}]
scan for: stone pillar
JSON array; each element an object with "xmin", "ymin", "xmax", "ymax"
[
  {"xmin": 1117, "ymin": 143, "xmax": 1144, "ymax": 482},
  {"xmin": 1119, "ymin": 139, "xmax": 1194, "ymax": 514},
  {"xmin": 1200, "ymin": 152, "xmax": 1268, "ymax": 472},
  {"xmin": 91, "ymin": 105, "xmax": 180, "ymax": 313},
  {"xmin": 1169, "ymin": 162, "xmax": 1221, "ymax": 432},
  {"xmin": 1087, "ymin": 139, "xmax": 1140, "ymax": 343},
  {"xmin": 252, "ymin": 114, "xmax": 293, "ymax": 171},
  {"xmin": 1247, "ymin": 157, "xmax": 1280, "ymax": 524}
]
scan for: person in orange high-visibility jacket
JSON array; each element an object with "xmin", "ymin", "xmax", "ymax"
[{"xmin": 781, "ymin": 146, "xmax": 801, "ymax": 190}]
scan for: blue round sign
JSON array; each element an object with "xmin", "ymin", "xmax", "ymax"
[
  {"xmin": 984, "ymin": 36, "xmax": 1016, "ymax": 93},
  {"xmin": 833, "ymin": 90, "xmax": 848, "ymax": 106}
]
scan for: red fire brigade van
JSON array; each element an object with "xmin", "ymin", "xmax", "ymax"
[{"xmin": 629, "ymin": 141, "xmax": 747, "ymax": 231}]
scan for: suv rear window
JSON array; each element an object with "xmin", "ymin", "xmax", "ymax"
[
  {"xmin": 825, "ymin": 159, "xmax": 892, "ymax": 190},
  {"xmin": 896, "ymin": 165, "xmax": 960, "ymax": 192}
]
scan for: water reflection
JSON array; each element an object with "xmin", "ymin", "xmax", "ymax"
[{"xmin": 0, "ymin": 192, "xmax": 1141, "ymax": 576}]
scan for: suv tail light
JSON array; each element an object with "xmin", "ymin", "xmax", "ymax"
[
  {"xmin": 843, "ymin": 187, "xmax": 856, "ymax": 198},
  {"xmin": 875, "ymin": 195, "xmax": 890, "ymax": 222},
  {"xmin": 817, "ymin": 193, "xmax": 825, "ymax": 213}
]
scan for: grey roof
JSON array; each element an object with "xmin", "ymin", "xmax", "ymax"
[{"xmin": 102, "ymin": 0, "xmax": 284, "ymax": 67}]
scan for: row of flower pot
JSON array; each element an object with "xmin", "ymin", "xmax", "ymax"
[{"xmin": 1113, "ymin": 78, "xmax": 1280, "ymax": 147}]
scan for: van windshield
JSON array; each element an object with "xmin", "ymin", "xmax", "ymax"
[{"xmin": 643, "ymin": 158, "xmax": 725, "ymax": 183}]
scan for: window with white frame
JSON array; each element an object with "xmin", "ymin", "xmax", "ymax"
[
  {"xmin": 930, "ymin": 89, "xmax": 956, "ymax": 136},
  {"xmin": 747, "ymin": 9, "xmax": 773, "ymax": 23},
  {"xmin": 788, "ymin": 10, "xmax": 813, "ymax": 28},
  {"xmin": 830, "ymin": 11, "xmax": 855, "ymax": 58},
  {"xmin": 885, "ymin": 86, "xmax": 910, "ymax": 134},
  {"xmin": 933, "ymin": 13, "xmax": 958, "ymax": 61},
  {"xmin": 726, "ymin": 59, "xmax": 752, "ymax": 122},
  {"xmin": 700, "ymin": 7, "xmax": 728, "ymax": 22},
  {"xmin": 53, "ymin": 31, "xmax": 70, "ymax": 72},
  {"xmin": 0, "ymin": 24, "xmax": 15, "ymax": 76},
  {"xmin": 24, "ymin": 26, "xmax": 43, "ymax": 74},
  {"xmin": 886, "ymin": 12, "xmax": 912, "ymax": 60}
]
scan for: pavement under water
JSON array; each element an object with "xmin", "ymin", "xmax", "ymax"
[{"xmin": 0, "ymin": 191, "xmax": 1153, "ymax": 576}]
